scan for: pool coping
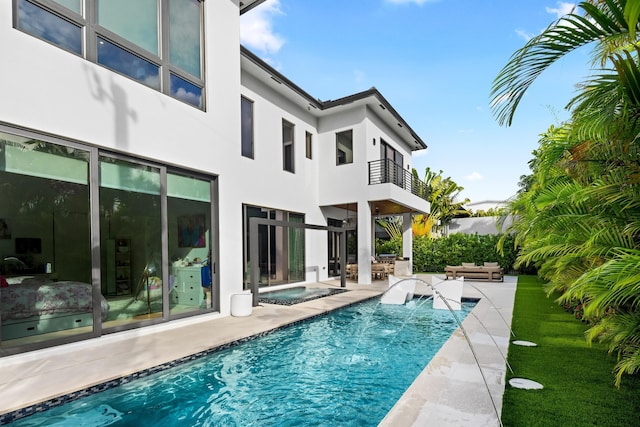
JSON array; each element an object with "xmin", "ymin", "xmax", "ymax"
[{"xmin": 0, "ymin": 276, "xmax": 516, "ymax": 426}]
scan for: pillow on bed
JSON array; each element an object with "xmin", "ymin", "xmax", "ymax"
[
  {"xmin": 483, "ymin": 262, "xmax": 500, "ymax": 267},
  {"xmin": 461, "ymin": 262, "xmax": 476, "ymax": 268},
  {"xmin": 0, "ymin": 276, "xmax": 7, "ymax": 288},
  {"xmin": 5, "ymin": 276, "xmax": 52, "ymax": 286}
]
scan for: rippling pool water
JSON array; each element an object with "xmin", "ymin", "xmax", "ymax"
[{"xmin": 8, "ymin": 297, "xmax": 475, "ymax": 427}]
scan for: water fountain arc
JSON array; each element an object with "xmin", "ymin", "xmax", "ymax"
[{"xmin": 379, "ymin": 276, "xmax": 506, "ymax": 427}]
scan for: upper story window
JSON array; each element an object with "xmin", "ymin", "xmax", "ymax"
[
  {"xmin": 336, "ymin": 130, "xmax": 353, "ymax": 165},
  {"xmin": 305, "ymin": 131, "xmax": 312, "ymax": 160},
  {"xmin": 15, "ymin": 0, "xmax": 204, "ymax": 109},
  {"xmin": 282, "ymin": 120, "xmax": 294, "ymax": 173},
  {"xmin": 241, "ymin": 96, "xmax": 254, "ymax": 158}
]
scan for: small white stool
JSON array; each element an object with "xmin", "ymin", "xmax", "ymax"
[{"xmin": 230, "ymin": 293, "xmax": 253, "ymax": 317}]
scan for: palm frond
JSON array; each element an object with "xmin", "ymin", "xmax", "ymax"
[{"xmin": 491, "ymin": 1, "xmax": 629, "ymax": 126}]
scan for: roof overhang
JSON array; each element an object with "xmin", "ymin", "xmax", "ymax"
[
  {"xmin": 239, "ymin": 0, "xmax": 267, "ymax": 15},
  {"xmin": 240, "ymin": 46, "xmax": 427, "ymax": 152}
]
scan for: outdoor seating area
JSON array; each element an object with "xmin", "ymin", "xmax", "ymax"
[
  {"xmin": 345, "ymin": 255, "xmax": 398, "ymax": 281},
  {"xmin": 444, "ymin": 262, "xmax": 504, "ymax": 282}
]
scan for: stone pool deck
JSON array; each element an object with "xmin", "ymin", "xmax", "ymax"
[{"xmin": 0, "ymin": 275, "xmax": 516, "ymax": 426}]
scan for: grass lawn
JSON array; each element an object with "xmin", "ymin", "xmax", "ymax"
[{"xmin": 501, "ymin": 275, "xmax": 640, "ymax": 426}]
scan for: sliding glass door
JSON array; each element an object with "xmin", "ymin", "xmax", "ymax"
[
  {"xmin": 243, "ymin": 205, "xmax": 305, "ymax": 289},
  {"xmin": 0, "ymin": 126, "xmax": 218, "ymax": 355},
  {"xmin": 99, "ymin": 156, "xmax": 163, "ymax": 327},
  {"xmin": 0, "ymin": 133, "xmax": 92, "ymax": 349}
]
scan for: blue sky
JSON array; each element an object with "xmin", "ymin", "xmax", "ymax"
[{"xmin": 240, "ymin": 0, "xmax": 592, "ymax": 205}]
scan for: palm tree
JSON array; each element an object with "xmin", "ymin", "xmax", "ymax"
[
  {"xmin": 413, "ymin": 167, "xmax": 469, "ymax": 237},
  {"xmin": 492, "ymin": 0, "xmax": 640, "ymax": 385}
]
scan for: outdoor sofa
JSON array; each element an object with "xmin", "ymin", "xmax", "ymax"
[{"xmin": 444, "ymin": 262, "xmax": 504, "ymax": 282}]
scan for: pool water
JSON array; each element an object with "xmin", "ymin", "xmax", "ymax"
[
  {"xmin": 7, "ymin": 297, "xmax": 475, "ymax": 427},
  {"xmin": 258, "ymin": 286, "xmax": 349, "ymax": 305}
]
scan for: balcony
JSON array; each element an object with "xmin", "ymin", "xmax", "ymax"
[{"xmin": 368, "ymin": 159, "xmax": 429, "ymax": 201}]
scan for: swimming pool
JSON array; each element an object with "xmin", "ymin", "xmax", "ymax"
[
  {"xmin": 258, "ymin": 286, "xmax": 349, "ymax": 305},
  {"xmin": 5, "ymin": 297, "xmax": 475, "ymax": 426}
]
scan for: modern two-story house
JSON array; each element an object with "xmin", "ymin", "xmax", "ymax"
[{"xmin": 0, "ymin": 0, "xmax": 428, "ymax": 365}]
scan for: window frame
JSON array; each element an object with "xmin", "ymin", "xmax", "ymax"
[
  {"xmin": 305, "ymin": 131, "xmax": 312, "ymax": 160},
  {"xmin": 282, "ymin": 119, "xmax": 295, "ymax": 173},
  {"xmin": 241, "ymin": 96, "xmax": 254, "ymax": 159},
  {"xmin": 336, "ymin": 129, "xmax": 353, "ymax": 165}
]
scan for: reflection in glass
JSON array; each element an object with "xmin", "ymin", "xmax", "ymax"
[
  {"xmin": 97, "ymin": 37, "xmax": 160, "ymax": 90},
  {"xmin": 17, "ymin": 0, "xmax": 82, "ymax": 55},
  {"xmin": 170, "ymin": 74, "xmax": 202, "ymax": 108},
  {"xmin": 242, "ymin": 206, "xmax": 305, "ymax": 289},
  {"xmin": 167, "ymin": 173, "xmax": 211, "ymax": 316},
  {"xmin": 169, "ymin": 0, "xmax": 202, "ymax": 78},
  {"xmin": 99, "ymin": 157, "xmax": 163, "ymax": 328},
  {"xmin": 0, "ymin": 133, "xmax": 92, "ymax": 349},
  {"xmin": 98, "ymin": 0, "xmax": 158, "ymax": 54}
]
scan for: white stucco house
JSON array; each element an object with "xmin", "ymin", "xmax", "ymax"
[{"xmin": 0, "ymin": 0, "xmax": 428, "ymax": 360}]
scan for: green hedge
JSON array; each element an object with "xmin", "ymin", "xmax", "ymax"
[{"xmin": 376, "ymin": 233, "xmax": 529, "ymax": 274}]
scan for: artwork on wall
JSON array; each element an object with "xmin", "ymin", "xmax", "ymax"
[
  {"xmin": 0, "ymin": 218, "xmax": 10, "ymax": 239},
  {"xmin": 178, "ymin": 215, "xmax": 206, "ymax": 248}
]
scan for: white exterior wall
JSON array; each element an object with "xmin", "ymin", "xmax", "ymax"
[
  {"xmin": 0, "ymin": 1, "xmax": 245, "ymax": 314},
  {"xmin": 317, "ymin": 108, "xmax": 368, "ymax": 206},
  {"xmin": 316, "ymin": 105, "xmax": 419, "ymax": 282},
  {"xmin": 240, "ymin": 71, "xmax": 336, "ymax": 282},
  {"xmin": 0, "ymin": 0, "xmax": 426, "ymax": 320}
]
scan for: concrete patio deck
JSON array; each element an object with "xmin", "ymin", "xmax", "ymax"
[{"xmin": 0, "ymin": 275, "xmax": 516, "ymax": 426}]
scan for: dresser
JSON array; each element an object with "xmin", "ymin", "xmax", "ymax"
[{"xmin": 171, "ymin": 266, "xmax": 204, "ymax": 307}]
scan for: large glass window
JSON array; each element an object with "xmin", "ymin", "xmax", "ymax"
[
  {"xmin": 0, "ymin": 133, "xmax": 92, "ymax": 350},
  {"xmin": 15, "ymin": 0, "xmax": 205, "ymax": 109},
  {"xmin": 243, "ymin": 206, "xmax": 305, "ymax": 289},
  {"xmin": 336, "ymin": 130, "xmax": 353, "ymax": 165},
  {"xmin": 17, "ymin": 0, "xmax": 82, "ymax": 55},
  {"xmin": 99, "ymin": 157, "xmax": 163, "ymax": 328},
  {"xmin": 97, "ymin": 37, "xmax": 160, "ymax": 90},
  {"xmin": 241, "ymin": 97, "xmax": 254, "ymax": 158},
  {"xmin": 169, "ymin": 0, "xmax": 202, "ymax": 78},
  {"xmin": 0, "ymin": 128, "xmax": 218, "ymax": 356},
  {"xmin": 167, "ymin": 172, "xmax": 213, "ymax": 316},
  {"xmin": 282, "ymin": 120, "xmax": 294, "ymax": 173},
  {"xmin": 170, "ymin": 74, "xmax": 203, "ymax": 108},
  {"xmin": 97, "ymin": 0, "xmax": 158, "ymax": 54}
]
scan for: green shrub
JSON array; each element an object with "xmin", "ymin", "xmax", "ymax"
[
  {"xmin": 375, "ymin": 233, "xmax": 530, "ymax": 274},
  {"xmin": 411, "ymin": 233, "xmax": 523, "ymax": 273},
  {"xmin": 375, "ymin": 238, "xmax": 401, "ymax": 256}
]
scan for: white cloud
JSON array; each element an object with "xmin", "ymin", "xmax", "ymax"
[
  {"xmin": 515, "ymin": 3, "xmax": 576, "ymax": 41},
  {"xmin": 240, "ymin": 0, "xmax": 285, "ymax": 55},
  {"xmin": 546, "ymin": 2, "xmax": 576, "ymax": 20},
  {"xmin": 515, "ymin": 29, "xmax": 535, "ymax": 42},
  {"xmin": 465, "ymin": 172, "xmax": 484, "ymax": 181}
]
